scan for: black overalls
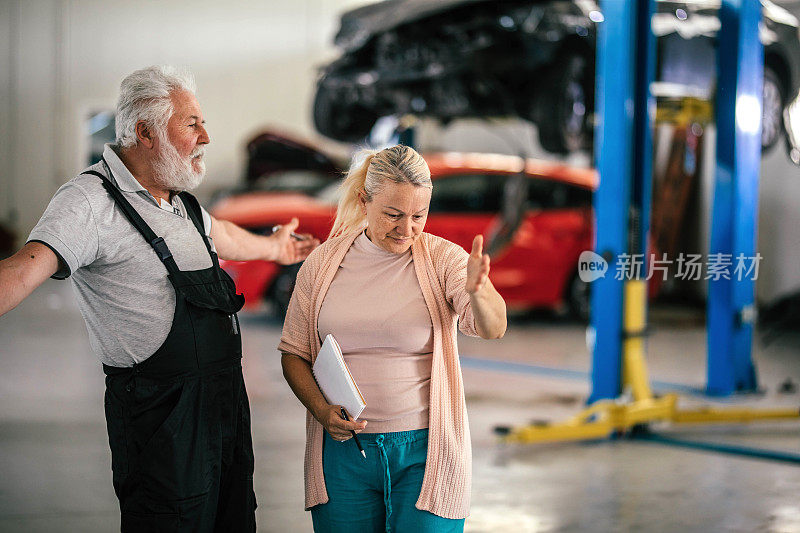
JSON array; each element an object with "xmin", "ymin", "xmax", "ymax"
[{"xmin": 83, "ymin": 168, "xmax": 256, "ymax": 532}]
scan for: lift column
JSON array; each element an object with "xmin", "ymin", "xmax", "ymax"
[
  {"xmin": 589, "ymin": 0, "xmax": 656, "ymax": 403},
  {"xmin": 706, "ymin": 0, "xmax": 762, "ymax": 395}
]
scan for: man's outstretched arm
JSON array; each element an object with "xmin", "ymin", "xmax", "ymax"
[
  {"xmin": 0, "ymin": 242, "xmax": 60, "ymax": 316},
  {"xmin": 210, "ymin": 216, "xmax": 319, "ymax": 265}
]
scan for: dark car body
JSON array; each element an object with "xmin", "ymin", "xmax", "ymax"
[
  {"xmin": 244, "ymin": 130, "xmax": 341, "ymax": 186},
  {"xmin": 313, "ymin": 0, "xmax": 800, "ymax": 156},
  {"xmin": 209, "ymin": 130, "xmax": 346, "ymax": 208}
]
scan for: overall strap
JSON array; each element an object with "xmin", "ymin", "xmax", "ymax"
[
  {"xmin": 81, "ymin": 169, "xmax": 181, "ymax": 275},
  {"xmin": 178, "ymin": 191, "xmax": 224, "ymax": 284},
  {"xmin": 178, "ymin": 191, "xmax": 216, "ymax": 261}
]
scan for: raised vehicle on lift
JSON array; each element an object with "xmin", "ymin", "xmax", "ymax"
[{"xmin": 313, "ymin": 0, "xmax": 800, "ymax": 156}]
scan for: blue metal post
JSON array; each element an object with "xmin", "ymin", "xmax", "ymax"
[
  {"xmin": 632, "ymin": 0, "xmax": 656, "ymax": 261},
  {"xmin": 589, "ymin": 0, "xmax": 655, "ymax": 403},
  {"xmin": 706, "ymin": 0, "xmax": 762, "ymax": 395}
]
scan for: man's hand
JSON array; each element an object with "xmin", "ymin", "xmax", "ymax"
[
  {"xmin": 271, "ymin": 218, "xmax": 319, "ymax": 265},
  {"xmin": 314, "ymin": 404, "xmax": 367, "ymax": 441},
  {"xmin": 211, "ymin": 216, "xmax": 319, "ymax": 263},
  {"xmin": 465, "ymin": 234, "xmax": 491, "ymax": 294}
]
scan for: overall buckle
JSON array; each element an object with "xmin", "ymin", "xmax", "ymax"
[{"xmin": 150, "ymin": 237, "xmax": 173, "ymax": 261}]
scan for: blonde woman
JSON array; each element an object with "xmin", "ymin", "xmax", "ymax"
[{"xmin": 279, "ymin": 145, "xmax": 506, "ymax": 532}]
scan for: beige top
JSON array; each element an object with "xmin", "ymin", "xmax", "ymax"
[
  {"xmin": 279, "ymin": 231, "xmax": 478, "ymax": 519},
  {"xmin": 318, "ymin": 231, "xmax": 433, "ymax": 433}
]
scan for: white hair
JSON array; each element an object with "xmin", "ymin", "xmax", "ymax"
[{"xmin": 114, "ymin": 65, "xmax": 197, "ymax": 148}]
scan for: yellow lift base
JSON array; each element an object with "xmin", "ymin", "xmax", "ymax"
[{"xmin": 495, "ymin": 281, "xmax": 800, "ymax": 445}]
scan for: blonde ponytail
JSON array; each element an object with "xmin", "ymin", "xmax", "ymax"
[
  {"xmin": 328, "ymin": 145, "xmax": 432, "ymax": 239},
  {"xmin": 329, "ymin": 152, "xmax": 375, "ymax": 238}
]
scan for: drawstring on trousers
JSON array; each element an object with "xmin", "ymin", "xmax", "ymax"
[{"xmin": 375, "ymin": 434, "xmax": 393, "ymax": 532}]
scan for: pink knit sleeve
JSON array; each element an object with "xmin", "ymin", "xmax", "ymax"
[
  {"xmin": 277, "ymin": 255, "xmax": 316, "ymax": 362},
  {"xmin": 438, "ymin": 239, "xmax": 479, "ymax": 338}
]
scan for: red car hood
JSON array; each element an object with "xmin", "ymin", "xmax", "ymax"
[{"xmin": 210, "ymin": 191, "xmax": 334, "ymax": 227}]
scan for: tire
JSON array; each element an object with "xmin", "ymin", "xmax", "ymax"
[
  {"xmin": 761, "ymin": 66, "xmax": 785, "ymax": 151},
  {"xmin": 566, "ymin": 272, "xmax": 591, "ymax": 322},
  {"xmin": 536, "ymin": 53, "xmax": 593, "ymax": 154},
  {"xmin": 269, "ymin": 263, "xmax": 302, "ymax": 319},
  {"xmin": 312, "ymin": 83, "xmax": 378, "ymax": 143}
]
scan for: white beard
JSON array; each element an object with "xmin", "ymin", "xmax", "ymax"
[{"xmin": 152, "ymin": 132, "xmax": 206, "ymax": 192}]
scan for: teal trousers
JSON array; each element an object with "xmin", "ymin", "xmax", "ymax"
[{"xmin": 311, "ymin": 429, "xmax": 465, "ymax": 533}]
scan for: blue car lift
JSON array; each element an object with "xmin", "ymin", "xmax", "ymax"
[
  {"xmin": 706, "ymin": 0, "xmax": 762, "ymax": 396},
  {"xmin": 496, "ymin": 0, "xmax": 799, "ymax": 451}
]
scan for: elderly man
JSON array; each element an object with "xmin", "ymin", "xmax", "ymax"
[{"xmin": 0, "ymin": 66, "xmax": 318, "ymax": 531}]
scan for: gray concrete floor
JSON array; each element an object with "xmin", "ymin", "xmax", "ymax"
[{"xmin": 1, "ymin": 279, "xmax": 799, "ymax": 532}]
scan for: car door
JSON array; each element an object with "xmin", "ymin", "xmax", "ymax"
[
  {"xmin": 514, "ymin": 178, "xmax": 593, "ymax": 307},
  {"xmin": 425, "ymin": 171, "xmax": 545, "ymax": 308},
  {"xmin": 425, "ymin": 172, "xmax": 502, "ymax": 252}
]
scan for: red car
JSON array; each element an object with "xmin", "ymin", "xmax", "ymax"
[{"xmin": 211, "ymin": 152, "xmax": 599, "ymax": 318}]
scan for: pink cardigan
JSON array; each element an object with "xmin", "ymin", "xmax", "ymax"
[{"xmin": 278, "ymin": 231, "xmax": 478, "ymax": 519}]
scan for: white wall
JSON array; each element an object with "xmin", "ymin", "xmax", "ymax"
[
  {"xmin": 0, "ymin": 0, "xmax": 367, "ymax": 237},
  {"xmin": 0, "ymin": 0, "xmax": 16, "ymax": 234},
  {"xmin": 693, "ymin": 125, "xmax": 800, "ymax": 303},
  {"xmin": 756, "ymin": 137, "xmax": 800, "ymax": 301}
]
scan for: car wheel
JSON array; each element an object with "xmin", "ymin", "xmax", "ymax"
[
  {"xmin": 761, "ymin": 66, "xmax": 785, "ymax": 151},
  {"xmin": 269, "ymin": 263, "xmax": 302, "ymax": 319},
  {"xmin": 536, "ymin": 53, "xmax": 592, "ymax": 154},
  {"xmin": 566, "ymin": 272, "xmax": 591, "ymax": 322},
  {"xmin": 313, "ymin": 83, "xmax": 378, "ymax": 143}
]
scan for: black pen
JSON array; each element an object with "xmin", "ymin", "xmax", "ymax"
[{"xmin": 340, "ymin": 407, "xmax": 366, "ymax": 459}]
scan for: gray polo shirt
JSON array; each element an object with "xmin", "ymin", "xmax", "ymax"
[{"xmin": 28, "ymin": 144, "xmax": 216, "ymax": 367}]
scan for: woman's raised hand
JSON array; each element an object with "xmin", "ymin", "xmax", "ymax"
[{"xmin": 466, "ymin": 235, "xmax": 491, "ymax": 294}]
